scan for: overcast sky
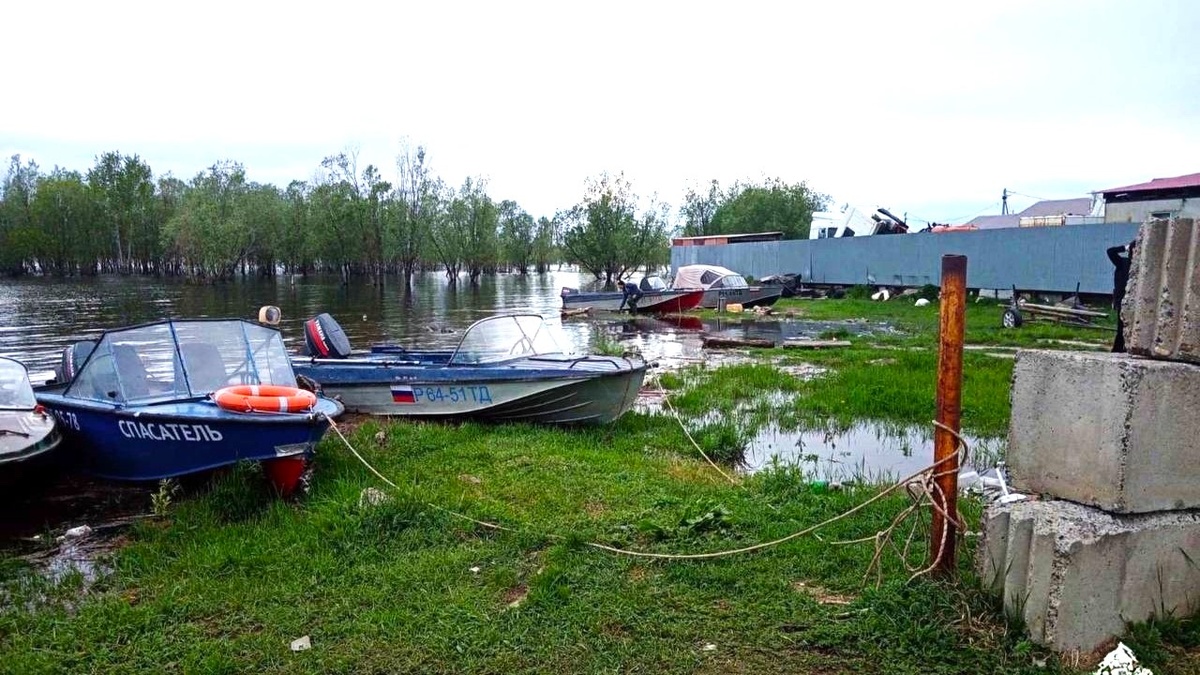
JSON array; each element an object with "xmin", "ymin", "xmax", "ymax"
[{"xmin": 4, "ymin": 0, "xmax": 1198, "ymax": 225}]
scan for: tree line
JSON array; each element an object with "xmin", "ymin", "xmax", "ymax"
[{"xmin": 0, "ymin": 148, "xmax": 826, "ymax": 285}]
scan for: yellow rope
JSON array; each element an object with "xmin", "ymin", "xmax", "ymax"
[{"xmin": 324, "ymin": 414, "xmax": 968, "ymax": 562}]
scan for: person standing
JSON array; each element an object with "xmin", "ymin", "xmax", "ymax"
[{"xmin": 1107, "ymin": 240, "xmax": 1134, "ymax": 353}]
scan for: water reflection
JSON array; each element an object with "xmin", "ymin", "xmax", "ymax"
[{"xmin": 743, "ymin": 422, "xmax": 1003, "ymax": 482}]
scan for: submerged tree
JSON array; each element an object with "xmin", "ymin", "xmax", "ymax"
[{"xmin": 558, "ymin": 173, "xmax": 670, "ymax": 285}]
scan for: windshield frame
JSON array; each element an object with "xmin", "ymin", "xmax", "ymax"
[
  {"xmin": 62, "ymin": 319, "xmax": 296, "ymax": 405},
  {"xmin": 0, "ymin": 357, "xmax": 36, "ymax": 410},
  {"xmin": 448, "ymin": 314, "xmax": 569, "ymax": 365}
]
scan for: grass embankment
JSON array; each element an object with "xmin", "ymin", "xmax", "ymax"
[
  {"xmin": 4, "ymin": 299, "xmax": 1194, "ymax": 674},
  {"xmin": 1, "ymin": 417, "xmax": 1046, "ymax": 674}
]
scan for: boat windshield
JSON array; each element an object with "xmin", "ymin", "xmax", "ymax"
[
  {"xmin": 64, "ymin": 320, "xmax": 297, "ymax": 404},
  {"xmin": 711, "ymin": 274, "xmax": 749, "ymax": 289},
  {"xmin": 0, "ymin": 358, "xmax": 36, "ymax": 410},
  {"xmin": 449, "ymin": 315, "xmax": 569, "ymax": 365},
  {"xmin": 639, "ymin": 276, "xmax": 667, "ymax": 291}
]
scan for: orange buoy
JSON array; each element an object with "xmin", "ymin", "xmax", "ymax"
[{"xmin": 212, "ymin": 385, "xmax": 317, "ymax": 413}]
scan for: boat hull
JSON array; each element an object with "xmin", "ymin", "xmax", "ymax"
[
  {"xmin": 0, "ymin": 410, "xmax": 63, "ymax": 468},
  {"xmin": 698, "ymin": 286, "xmax": 783, "ymax": 309},
  {"xmin": 294, "ymin": 357, "xmax": 647, "ymax": 425},
  {"xmin": 35, "ymin": 392, "xmax": 342, "ymax": 482},
  {"xmin": 561, "ymin": 289, "xmax": 704, "ymax": 313}
]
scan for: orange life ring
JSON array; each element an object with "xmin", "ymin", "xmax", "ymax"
[{"xmin": 213, "ymin": 385, "xmax": 317, "ymax": 413}]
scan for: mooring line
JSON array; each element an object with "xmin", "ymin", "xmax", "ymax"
[{"xmin": 323, "ymin": 414, "xmax": 970, "ymax": 563}]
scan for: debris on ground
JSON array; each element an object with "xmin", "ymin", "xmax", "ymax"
[
  {"xmin": 290, "ymin": 635, "xmax": 312, "ymax": 652},
  {"xmin": 914, "ymin": 298, "xmax": 931, "ymax": 307},
  {"xmin": 359, "ymin": 487, "xmax": 389, "ymax": 507},
  {"xmin": 1092, "ymin": 642, "xmax": 1152, "ymax": 675},
  {"xmin": 60, "ymin": 525, "xmax": 92, "ymax": 540}
]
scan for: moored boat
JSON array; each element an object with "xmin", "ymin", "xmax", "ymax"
[
  {"xmin": 560, "ymin": 277, "xmax": 704, "ymax": 313},
  {"xmin": 672, "ymin": 264, "xmax": 783, "ymax": 309},
  {"xmin": 36, "ymin": 318, "xmax": 343, "ymax": 495},
  {"xmin": 292, "ymin": 312, "xmax": 647, "ymax": 425},
  {"xmin": 0, "ymin": 357, "xmax": 63, "ymax": 470}
]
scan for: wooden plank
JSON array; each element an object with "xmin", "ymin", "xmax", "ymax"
[
  {"xmin": 702, "ymin": 335, "xmax": 774, "ymax": 349},
  {"xmin": 560, "ymin": 307, "xmax": 592, "ymax": 318},
  {"xmin": 781, "ymin": 339, "xmax": 852, "ymax": 349}
]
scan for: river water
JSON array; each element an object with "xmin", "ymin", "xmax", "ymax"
[{"xmin": 0, "ymin": 272, "xmax": 990, "ymax": 484}]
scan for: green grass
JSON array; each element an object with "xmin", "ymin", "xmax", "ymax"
[
  {"xmin": 0, "ymin": 414, "xmax": 1070, "ymax": 674},
  {"xmin": 0, "ymin": 297, "xmax": 1170, "ymax": 674}
]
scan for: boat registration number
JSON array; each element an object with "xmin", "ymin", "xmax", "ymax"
[{"xmin": 392, "ymin": 385, "xmax": 493, "ymax": 405}]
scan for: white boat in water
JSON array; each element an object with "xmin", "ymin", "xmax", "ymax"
[{"xmin": 292, "ymin": 313, "xmax": 648, "ymax": 425}]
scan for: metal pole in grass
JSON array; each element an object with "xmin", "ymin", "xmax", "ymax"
[{"xmin": 931, "ymin": 254, "xmax": 966, "ymax": 575}]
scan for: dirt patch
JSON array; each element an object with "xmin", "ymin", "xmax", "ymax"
[
  {"xmin": 792, "ymin": 581, "xmax": 856, "ymax": 606},
  {"xmin": 503, "ymin": 583, "xmax": 529, "ymax": 609},
  {"xmin": 583, "ymin": 500, "xmax": 607, "ymax": 518}
]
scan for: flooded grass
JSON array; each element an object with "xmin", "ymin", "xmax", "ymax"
[{"xmin": 0, "ymin": 297, "xmax": 1146, "ymax": 673}]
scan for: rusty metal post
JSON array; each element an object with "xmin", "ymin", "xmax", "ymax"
[{"xmin": 931, "ymin": 254, "xmax": 966, "ymax": 574}]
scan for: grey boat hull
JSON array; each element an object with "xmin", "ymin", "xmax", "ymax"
[
  {"xmin": 698, "ymin": 286, "xmax": 783, "ymax": 309},
  {"xmin": 314, "ymin": 367, "xmax": 647, "ymax": 425}
]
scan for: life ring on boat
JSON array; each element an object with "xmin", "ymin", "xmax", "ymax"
[{"xmin": 212, "ymin": 385, "xmax": 317, "ymax": 413}]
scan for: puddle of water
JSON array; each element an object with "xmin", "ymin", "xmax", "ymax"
[{"xmin": 742, "ymin": 422, "xmax": 1004, "ymax": 483}]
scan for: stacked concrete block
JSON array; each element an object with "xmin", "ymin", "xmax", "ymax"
[
  {"xmin": 980, "ymin": 219, "xmax": 1200, "ymax": 654},
  {"xmin": 1123, "ymin": 217, "xmax": 1200, "ymax": 364},
  {"xmin": 1006, "ymin": 350, "xmax": 1200, "ymax": 513},
  {"xmin": 979, "ymin": 500, "xmax": 1200, "ymax": 653}
]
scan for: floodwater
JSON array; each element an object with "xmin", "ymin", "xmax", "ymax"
[
  {"xmin": 743, "ymin": 422, "xmax": 1002, "ymax": 482},
  {"xmin": 0, "ymin": 271, "xmax": 883, "ymax": 375},
  {"xmin": 0, "ymin": 273, "xmax": 999, "ymax": 576}
]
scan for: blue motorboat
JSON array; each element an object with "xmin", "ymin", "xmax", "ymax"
[
  {"xmin": 0, "ymin": 357, "xmax": 63, "ymax": 473},
  {"xmin": 293, "ymin": 313, "xmax": 647, "ymax": 425},
  {"xmin": 36, "ymin": 318, "xmax": 343, "ymax": 494}
]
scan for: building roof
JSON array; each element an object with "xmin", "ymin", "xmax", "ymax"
[
  {"xmin": 671, "ymin": 231, "xmax": 784, "ymax": 245},
  {"xmin": 1017, "ymin": 197, "xmax": 1093, "ymax": 217},
  {"xmin": 967, "ymin": 214, "xmax": 1020, "ymax": 230},
  {"xmin": 1099, "ymin": 172, "xmax": 1200, "ymax": 195}
]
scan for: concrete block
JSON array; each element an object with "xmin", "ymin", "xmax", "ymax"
[
  {"xmin": 1124, "ymin": 217, "xmax": 1200, "ymax": 364},
  {"xmin": 1008, "ymin": 349, "xmax": 1200, "ymax": 513},
  {"xmin": 977, "ymin": 499, "xmax": 1200, "ymax": 655}
]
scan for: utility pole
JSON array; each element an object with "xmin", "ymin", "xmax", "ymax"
[{"xmin": 1001, "ymin": 188, "xmax": 1009, "ymax": 215}]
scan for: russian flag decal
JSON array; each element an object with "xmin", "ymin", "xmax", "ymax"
[{"xmin": 391, "ymin": 386, "xmax": 416, "ymax": 404}]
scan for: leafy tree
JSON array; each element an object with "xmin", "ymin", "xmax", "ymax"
[
  {"xmin": 393, "ymin": 143, "xmax": 435, "ymax": 285},
  {"xmin": 499, "ymin": 199, "xmax": 536, "ymax": 274},
  {"xmin": 532, "ymin": 216, "xmax": 556, "ymax": 274},
  {"xmin": 87, "ymin": 152, "xmax": 155, "ymax": 273},
  {"xmin": 708, "ymin": 178, "xmax": 828, "ymax": 240},
  {"xmin": 680, "ymin": 179, "xmax": 721, "ymax": 237},
  {"xmin": 559, "ymin": 173, "xmax": 669, "ymax": 285},
  {"xmin": 30, "ymin": 169, "xmax": 96, "ymax": 275},
  {"xmin": 0, "ymin": 155, "xmax": 41, "ymax": 274}
]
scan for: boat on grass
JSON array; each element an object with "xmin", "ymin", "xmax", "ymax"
[
  {"xmin": 672, "ymin": 264, "xmax": 783, "ymax": 309},
  {"xmin": 0, "ymin": 357, "xmax": 63, "ymax": 471},
  {"xmin": 36, "ymin": 319, "xmax": 343, "ymax": 495},
  {"xmin": 292, "ymin": 312, "xmax": 647, "ymax": 425},
  {"xmin": 560, "ymin": 277, "xmax": 704, "ymax": 313}
]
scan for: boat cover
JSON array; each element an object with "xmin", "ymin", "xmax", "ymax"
[{"xmin": 673, "ymin": 264, "xmax": 748, "ymax": 290}]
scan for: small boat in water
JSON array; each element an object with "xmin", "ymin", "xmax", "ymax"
[
  {"xmin": 36, "ymin": 319, "xmax": 343, "ymax": 494},
  {"xmin": 560, "ymin": 277, "xmax": 704, "ymax": 313},
  {"xmin": 672, "ymin": 264, "xmax": 783, "ymax": 309},
  {"xmin": 0, "ymin": 357, "xmax": 63, "ymax": 469},
  {"xmin": 292, "ymin": 312, "xmax": 647, "ymax": 425}
]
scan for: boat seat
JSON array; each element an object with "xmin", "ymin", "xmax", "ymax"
[
  {"xmin": 180, "ymin": 342, "xmax": 229, "ymax": 394},
  {"xmin": 111, "ymin": 345, "xmax": 150, "ymax": 400}
]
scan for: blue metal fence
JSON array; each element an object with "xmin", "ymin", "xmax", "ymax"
[{"xmin": 670, "ymin": 223, "xmax": 1141, "ymax": 293}]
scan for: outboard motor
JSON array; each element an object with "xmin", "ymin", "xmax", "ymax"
[
  {"xmin": 303, "ymin": 313, "xmax": 352, "ymax": 359},
  {"xmin": 57, "ymin": 340, "xmax": 97, "ymax": 383}
]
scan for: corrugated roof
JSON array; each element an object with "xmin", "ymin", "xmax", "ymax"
[
  {"xmin": 1017, "ymin": 197, "xmax": 1093, "ymax": 217},
  {"xmin": 1099, "ymin": 172, "xmax": 1200, "ymax": 195}
]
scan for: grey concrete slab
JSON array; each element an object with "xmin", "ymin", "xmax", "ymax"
[
  {"xmin": 1124, "ymin": 218, "xmax": 1200, "ymax": 364},
  {"xmin": 977, "ymin": 499, "xmax": 1200, "ymax": 655},
  {"xmin": 1008, "ymin": 349, "xmax": 1200, "ymax": 513}
]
